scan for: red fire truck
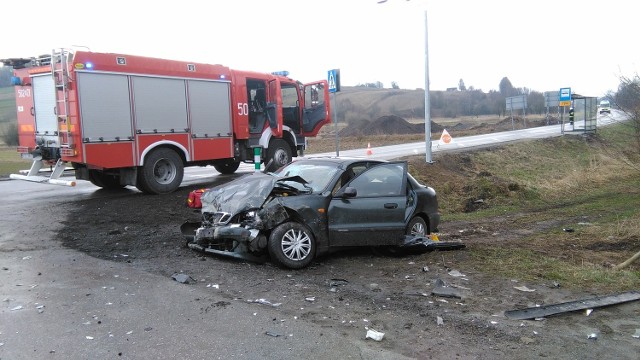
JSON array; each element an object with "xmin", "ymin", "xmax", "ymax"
[{"xmin": 3, "ymin": 49, "xmax": 331, "ymax": 194}]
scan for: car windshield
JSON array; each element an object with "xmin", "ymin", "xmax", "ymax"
[{"xmin": 274, "ymin": 162, "xmax": 340, "ymax": 192}]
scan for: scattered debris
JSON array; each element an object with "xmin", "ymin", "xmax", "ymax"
[
  {"xmin": 514, "ymin": 286, "xmax": 536, "ymax": 292},
  {"xmin": 585, "ymin": 309, "xmax": 593, "ymax": 316},
  {"xmin": 432, "ymin": 278, "xmax": 464, "ymax": 299},
  {"xmin": 448, "ymin": 270, "xmax": 466, "ymax": 278},
  {"xmin": 329, "ymin": 279, "xmax": 348, "ymax": 287},
  {"xmin": 206, "ymin": 284, "xmax": 220, "ymax": 289},
  {"xmin": 365, "ymin": 329, "xmax": 385, "ymax": 341},
  {"xmin": 171, "ymin": 273, "xmax": 194, "ymax": 284},
  {"xmin": 436, "ymin": 316, "xmax": 444, "ymax": 326},
  {"xmin": 10, "ymin": 305, "xmax": 23, "ymax": 311},
  {"xmin": 305, "ymin": 297, "xmax": 315, "ymax": 302},
  {"xmin": 562, "ymin": 228, "xmax": 574, "ymax": 232},
  {"xmin": 248, "ymin": 298, "xmax": 282, "ymax": 307},
  {"xmin": 588, "ymin": 333, "xmax": 598, "ymax": 340},
  {"xmin": 504, "ymin": 291, "xmax": 640, "ymax": 320},
  {"xmin": 265, "ymin": 331, "xmax": 282, "ymax": 337},
  {"xmin": 422, "ymin": 266, "xmax": 429, "ymax": 272},
  {"xmin": 85, "ymin": 336, "xmax": 94, "ymax": 340},
  {"xmin": 632, "ymin": 329, "xmax": 640, "ymax": 339}
]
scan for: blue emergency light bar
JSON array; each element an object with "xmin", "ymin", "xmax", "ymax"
[{"xmin": 271, "ymin": 71, "xmax": 290, "ymax": 77}]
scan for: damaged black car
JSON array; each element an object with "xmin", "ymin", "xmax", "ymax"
[{"xmin": 181, "ymin": 157, "xmax": 450, "ymax": 269}]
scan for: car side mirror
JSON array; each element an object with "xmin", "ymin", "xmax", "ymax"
[{"xmin": 339, "ymin": 186, "xmax": 357, "ymax": 198}]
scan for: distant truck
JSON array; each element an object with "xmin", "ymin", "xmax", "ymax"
[
  {"xmin": 2, "ymin": 49, "xmax": 331, "ymax": 194},
  {"xmin": 599, "ymin": 100, "xmax": 611, "ymax": 114}
]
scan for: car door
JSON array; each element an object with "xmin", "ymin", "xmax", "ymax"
[{"xmin": 327, "ymin": 162, "xmax": 408, "ymax": 247}]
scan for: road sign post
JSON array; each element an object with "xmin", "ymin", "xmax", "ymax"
[{"xmin": 328, "ymin": 69, "xmax": 341, "ymax": 156}]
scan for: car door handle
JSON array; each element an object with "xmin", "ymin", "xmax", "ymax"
[{"xmin": 384, "ymin": 203, "xmax": 398, "ymax": 209}]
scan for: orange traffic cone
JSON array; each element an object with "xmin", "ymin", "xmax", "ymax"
[{"xmin": 366, "ymin": 143, "xmax": 373, "ymax": 156}]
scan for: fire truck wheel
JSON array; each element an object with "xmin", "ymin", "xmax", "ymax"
[
  {"xmin": 88, "ymin": 170, "xmax": 124, "ymax": 189},
  {"xmin": 137, "ymin": 148, "xmax": 184, "ymax": 194},
  {"xmin": 266, "ymin": 139, "xmax": 292, "ymax": 172},
  {"xmin": 213, "ymin": 161, "xmax": 241, "ymax": 175}
]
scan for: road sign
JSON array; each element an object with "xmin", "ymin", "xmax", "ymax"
[
  {"xmin": 559, "ymin": 87, "xmax": 571, "ymax": 101},
  {"xmin": 544, "ymin": 91, "xmax": 560, "ymax": 107},
  {"xmin": 559, "ymin": 100, "xmax": 571, "ymax": 107},
  {"xmin": 328, "ymin": 69, "xmax": 341, "ymax": 93},
  {"xmin": 506, "ymin": 95, "xmax": 527, "ymax": 110}
]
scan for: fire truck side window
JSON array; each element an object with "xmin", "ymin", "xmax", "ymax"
[
  {"xmin": 281, "ymin": 83, "xmax": 300, "ymax": 132},
  {"xmin": 248, "ymin": 80, "xmax": 267, "ymax": 134}
]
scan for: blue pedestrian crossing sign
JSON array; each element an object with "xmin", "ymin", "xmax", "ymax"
[{"xmin": 328, "ymin": 69, "xmax": 341, "ymax": 93}]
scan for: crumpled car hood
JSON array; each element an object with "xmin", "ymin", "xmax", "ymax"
[{"xmin": 200, "ymin": 172, "xmax": 306, "ymax": 215}]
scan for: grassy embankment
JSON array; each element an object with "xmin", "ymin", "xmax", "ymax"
[{"xmin": 311, "ymin": 123, "xmax": 640, "ymax": 292}]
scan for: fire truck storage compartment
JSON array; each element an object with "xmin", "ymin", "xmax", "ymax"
[
  {"xmin": 77, "ymin": 72, "xmax": 134, "ymax": 142},
  {"xmin": 187, "ymin": 80, "xmax": 232, "ymax": 138},
  {"xmin": 32, "ymin": 74, "xmax": 58, "ymax": 146}
]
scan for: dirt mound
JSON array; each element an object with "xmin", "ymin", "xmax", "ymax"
[{"xmin": 340, "ymin": 115, "xmax": 443, "ymax": 136}]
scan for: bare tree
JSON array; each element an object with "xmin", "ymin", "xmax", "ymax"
[{"xmin": 609, "ymin": 74, "xmax": 640, "ymax": 172}]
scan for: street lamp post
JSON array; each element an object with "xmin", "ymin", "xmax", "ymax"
[{"xmin": 423, "ymin": 9, "xmax": 432, "ymax": 163}]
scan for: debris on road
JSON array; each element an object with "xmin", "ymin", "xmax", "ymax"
[
  {"xmin": 432, "ymin": 278, "xmax": 464, "ymax": 299},
  {"xmin": 265, "ymin": 331, "xmax": 282, "ymax": 337},
  {"xmin": 365, "ymin": 329, "xmax": 385, "ymax": 341},
  {"xmin": 514, "ymin": 286, "xmax": 536, "ymax": 292},
  {"xmin": 248, "ymin": 298, "xmax": 282, "ymax": 307},
  {"xmin": 448, "ymin": 270, "xmax": 466, "ymax": 278},
  {"xmin": 171, "ymin": 273, "xmax": 194, "ymax": 284},
  {"xmin": 329, "ymin": 279, "xmax": 348, "ymax": 287},
  {"xmin": 504, "ymin": 291, "xmax": 640, "ymax": 320}
]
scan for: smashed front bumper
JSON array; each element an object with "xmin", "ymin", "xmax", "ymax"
[{"xmin": 180, "ymin": 221, "xmax": 268, "ymax": 263}]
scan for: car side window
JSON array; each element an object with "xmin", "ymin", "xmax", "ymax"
[
  {"xmin": 332, "ymin": 164, "xmax": 369, "ymax": 194},
  {"xmin": 348, "ymin": 164, "xmax": 404, "ymax": 197}
]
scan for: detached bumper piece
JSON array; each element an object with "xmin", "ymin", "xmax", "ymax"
[
  {"xmin": 180, "ymin": 221, "xmax": 268, "ymax": 263},
  {"xmin": 399, "ymin": 235, "xmax": 465, "ymax": 252}
]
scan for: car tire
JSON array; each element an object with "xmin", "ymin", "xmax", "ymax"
[
  {"xmin": 266, "ymin": 139, "xmax": 292, "ymax": 172},
  {"xmin": 136, "ymin": 148, "xmax": 184, "ymax": 194},
  {"xmin": 268, "ymin": 222, "xmax": 315, "ymax": 269},
  {"xmin": 406, "ymin": 216, "xmax": 428, "ymax": 237},
  {"xmin": 377, "ymin": 216, "xmax": 429, "ymax": 257}
]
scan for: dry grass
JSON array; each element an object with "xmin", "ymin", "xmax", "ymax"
[{"xmin": 0, "ymin": 146, "xmax": 30, "ymax": 176}]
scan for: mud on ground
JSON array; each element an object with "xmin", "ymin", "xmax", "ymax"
[{"xmin": 57, "ymin": 159, "xmax": 640, "ymax": 359}]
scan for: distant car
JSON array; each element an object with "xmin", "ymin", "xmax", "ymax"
[
  {"xmin": 181, "ymin": 157, "xmax": 445, "ymax": 269},
  {"xmin": 599, "ymin": 100, "xmax": 611, "ymax": 114}
]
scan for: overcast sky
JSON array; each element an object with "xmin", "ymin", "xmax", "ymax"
[{"xmin": 2, "ymin": 0, "xmax": 637, "ymax": 96}]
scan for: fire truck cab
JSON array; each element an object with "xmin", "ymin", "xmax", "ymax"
[{"xmin": 4, "ymin": 50, "xmax": 331, "ymax": 194}]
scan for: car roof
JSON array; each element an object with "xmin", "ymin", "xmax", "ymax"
[{"xmin": 293, "ymin": 156, "xmax": 387, "ymax": 166}]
